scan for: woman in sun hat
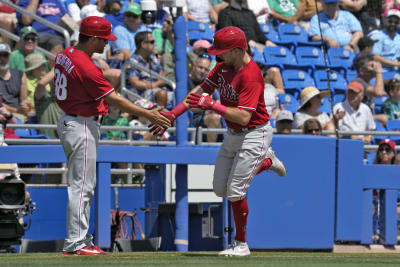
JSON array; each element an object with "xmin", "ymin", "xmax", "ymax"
[{"xmin": 294, "ymin": 86, "xmax": 336, "ymax": 133}]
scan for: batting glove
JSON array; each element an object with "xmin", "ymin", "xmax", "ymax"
[{"xmin": 186, "ymin": 93, "xmax": 227, "ymax": 116}]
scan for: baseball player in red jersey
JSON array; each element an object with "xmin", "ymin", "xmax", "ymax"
[
  {"xmin": 55, "ymin": 16, "xmax": 170, "ymax": 255},
  {"xmin": 150, "ymin": 26, "xmax": 286, "ymax": 256}
]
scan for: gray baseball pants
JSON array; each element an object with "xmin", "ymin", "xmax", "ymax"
[
  {"xmin": 57, "ymin": 114, "xmax": 100, "ymax": 252},
  {"xmin": 213, "ymin": 123, "xmax": 272, "ymax": 202}
]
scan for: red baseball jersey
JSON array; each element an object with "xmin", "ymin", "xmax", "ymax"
[
  {"xmin": 200, "ymin": 59, "xmax": 269, "ymax": 130},
  {"xmin": 54, "ymin": 46, "xmax": 114, "ymax": 117}
]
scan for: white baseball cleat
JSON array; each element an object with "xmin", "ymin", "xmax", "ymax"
[
  {"xmin": 266, "ymin": 147, "xmax": 286, "ymax": 177},
  {"xmin": 218, "ymin": 240, "xmax": 250, "ymax": 257}
]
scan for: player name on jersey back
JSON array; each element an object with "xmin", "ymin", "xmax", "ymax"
[{"xmin": 56, "ymin": 53, "xmax": 75, "ymax": 74}]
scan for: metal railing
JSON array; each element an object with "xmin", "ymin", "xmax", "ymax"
[
  {"xmin": 0, "ymin": 28, "xmax": 56, "ymax": 60},
  {"xmin": 0, "ymin": 0, "xmax": 71, "ymax": 48}
]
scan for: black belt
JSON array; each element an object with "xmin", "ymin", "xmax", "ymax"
[
  {"xmin": 67, "ymin": 114, "xmax": 103, "ymax": 123},
  {"xmin": 231, "ymin": 126, "xmax": 256, "ymax": 133}
]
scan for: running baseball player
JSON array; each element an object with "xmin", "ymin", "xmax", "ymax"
[
  {"xmin": 55, "ymin": 16, "xmax": 170, "ymax": 255},
  {"xmin": 151, "ymin": 26, "xmax": 286, "ymax": 256}
]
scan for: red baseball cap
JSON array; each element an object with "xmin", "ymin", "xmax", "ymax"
[
  {"xmin": 80, "ymin": 16, "xmax": 117, "ymax": 41},
  {"xmin": 207, "ymin": 26, "xmax": 248, "ymax": 55},
  {"xmin": 379, "ymin": 139, "xmax": 396, "ymax": 151},
  {"xmin": 347, "ymin": 80, "xmax": 364, "ymax": 93}
]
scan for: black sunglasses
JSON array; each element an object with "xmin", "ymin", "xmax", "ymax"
[
  {"xmin": 144, "ymin": 40, "xmax": 155, "ymax": 44},
  {"xmin": 305, "ymin": 128, "xmax": 321, "ymax": 133},
  {"xmin": 24, "ymin": 36, "xmax": 37, "ymax": 42},
  {"xmin": 378, "ymin": 146, "xmax": 393, "ymax": 153},
  {"xmin": 0, "ymin": 53, "xmax": 9, "ymax": 58},
  {"xmin": 125, "ymin": 13, "xmax": 139, "ymax": 18}
]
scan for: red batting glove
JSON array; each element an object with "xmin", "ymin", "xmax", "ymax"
[
  {"xmin": 149, "ymin": 111, "xmax": 175, "ymax": 136},
  {"xmin": 186, "ymin": 93, "xmax": 227, "ymax": 116}
]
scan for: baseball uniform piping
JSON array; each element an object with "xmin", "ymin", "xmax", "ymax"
[
  {"xmin": 95, "ymin": 88, "xmax": 115, "ymax": 101},
  {"xmin": 77, "ymin": 120, "xmax": 88, "ymax": 243},
  {"xmin": 241, "ymin": 127, "xmax": 265, "ymax": 198},
  {"xmin": 237, "ymin": 106, "xmax": 256, "ymax": 111}
]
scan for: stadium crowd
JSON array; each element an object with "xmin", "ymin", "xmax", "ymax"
[{"xmin": 1, "ymin": 0, "xmax": 400, "ymax": 176}]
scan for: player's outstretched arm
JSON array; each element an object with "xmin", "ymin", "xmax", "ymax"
[{"xmin": 105, "ymin": 91, "xmax": 171, "ymax": 129}]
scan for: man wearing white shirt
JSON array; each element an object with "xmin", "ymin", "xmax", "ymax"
[{"xmin": 333, "ymin": 80, "xmax": 375, "ymax": 144}]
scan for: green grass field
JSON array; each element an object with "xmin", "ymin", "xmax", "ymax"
[{"xmin": 1, "ymin": 252, "xmax": 400, "ymax": 267}]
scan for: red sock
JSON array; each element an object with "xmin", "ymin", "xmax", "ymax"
[
  {"xmin": 231, "ymin": 198, "xmax": 249, "ymax": 243},
  {"xmin": 256, "ymin": 158, "xmax": 272, "ymax": 175}
]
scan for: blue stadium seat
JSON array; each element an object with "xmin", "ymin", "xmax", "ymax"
[
  {"xmin": 251, "ymin": 46, "xmax": 266, "ymax": 64},
  {"xmin": 374, "ymin": 95, "xmax": 389, "ymax": 114},
  {"xmin": 327, "ymin": 48, "xmax": 356, "ymax": 71},
  {"xmin": 263, "ymin": 46, "xmax": 297, "ymax": 69},
  {"xmin": 277, "ymin": 24, "xmax": 323, "ymax": 49},
  {"xmin": 374, "ymin": 120, "xmax": 388, "ymax": 144},
  {"xmin": 259, "ymin": 23, "xmax": 280, "ymax": 43},
  {"xmin": 333, "ymin": 93, "xmax": 345, "ymax": 105},
  {"xmin": 295, "ymin": 46, "xmax": 327, "ymax": 71},
  {"xmin": 314, "ymin": 70, "xmax": 347, "ymax": 94},
  {"xmin": 318, "ymin": 96, "xmax": 332, "ymax": 115},
  {"xmin": 282, "ymin": 69, "xmax": 315, "ymax": 98},
  {"xmin": 346, "ymin": 69, "xmax": 357, "ymax": 83},
  {"xmin": 187, "ymin": 20, "xmax": 210, "ymax": 32},
  {"xmin": 385, "ymin": 120, "xmax": 400, "ymax": 144},
  {"xmin": 188, "ymin": 31, "xmax": 202, "ymax": 45},
  {"xmin": 278, "ymin": 93, "xmax": 299, "ymax": 113}
]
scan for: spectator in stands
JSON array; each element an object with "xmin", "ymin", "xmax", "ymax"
[
  {"xmin": 80, "ymin": 4, "xmax": 105, "ymax": 22},
  {"xmin": 352, "ymin": 54, "xmax": 388, "ymax": 126},
  {"xmin": 109, "ymin": 3, "xmax": 146, "ymax": 67},
  {"xmin": 0, "ymin": 43, "xmax": 29, "ymax": 120},
  {"xmin": 153, "ymin": 15, "xmax": 174, "ymax": 56},
  {"xmin": 103, "ymin": 0, "xmax": 124, "ymax": 28},
  {"xmin": 382, "ymin": 78, "xmax": 400, "ymax": 120},
  {"xmin": 370, "ymin": 9, "xmax": 400, "ymax": 72},
  {"xmin": 18, "ymin": 0, "xmax": 66, "ymax": 55},
  {"xmin": 10, "ymin": 26, "xmax": 48, "ymax": 72},
  {"xmin": 333, "ymin": 80, "xmax": 375, "ymax": 144},
  {"xmin": 162, "ymin": 39, "xmax": 198, "ymax": 83},
  {"xmin": 247, "ymin": 0, "xmax": 271, "ymax": 24},
  {"xmin": 127, "ymin": 31, "xmax": 171, "ymax": 108},
  {"xmin": 308, "ymin": 0, "xmax": 363, "ymax": 52},
  {"xmin": 267, "ymin": 0, "xmax": 305, "ymax": 24},
  {"xmin": 68, "ymin": 0, "xmax": 90, "ymax": 24},
  {"xmin": 264, "ymin": 83, "xmax": 280, "ymax": 119},
  {"xmin": 340, "ymin": 0, "xmax": 383, "ymax": 35},
  {"xmin": 303, "ymin": 118, "xmax": 322, "ymax": 135},
  {"xmin": 275, "ymin": 109, "xmax": 293, "ymax": 134},
  {"xmin": 211, "ymin": 0, "xmax": 229, "ymax": 14},
  {"xmin": 24, "ymin": 53, "xmax": 49, "ymax": 115},
  {"xmin": 299, "ymin": 0, "xmax": 322, "ymax": 21},
  {"xmin": 0, "ymin": 0, "xmax": 18, "ymax": 48},
  {"xmin": 294, "ymin": 86, "xmax": 335, "ymax": 132},
  {"xmin": 191, "ymin": 39, "xmax": 217, "ymax": 69},
  {"xmin": 373, "ymin": 139, "xmax": 400, "ymax": 164},
  {"xmin": 217, "ymin": 0, "xmax": 276, "ymax": 53},
  {"xmin": 34, "ymin": 68, "xmax": 63, "ymax": 139},
  {"xmin": 357, "ymin": 36, "xmax": 377, "ymax": 57},
  {"xmin": 188, "ymin": 56, "xmax": 223, "ymax": 142},
  {"xmin": 184, "ymin": 0, "xmax": 218, "ymax": 26}
]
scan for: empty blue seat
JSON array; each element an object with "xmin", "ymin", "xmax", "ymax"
[
  {"xmin": 278, "ymin": 24, "xmax": 308, "ymax": 43},
  {"xmin": 278, "ymin": 93, "xmax": 299, "ymax": 113},
  {"xmin": 187, "ymin": 20, "xmax": 210, "ymax": 32},
  {"xmin": 314, "ymin": 70, "xmax": 348, "ymax": 94},
  {"xmin": 327, "ymin": 48, "xmax": 356, "ymax": 72},
  {"xmin": 333, "ymin": 93, "xmax": 345, "ymax": 105},
  {"xmin": 282, "ymin": 69, "xmax": 315, "ymax": 98},
  {"xmin": 386, "ymin": 120, "xmax": 400, "ymax": 143},
  {"xmin": 295, "ymin": 46, "xmax": 327, "ymax": 71},
  {"xmin": 263, "ymin": 46, "xmax": 297, "ymax": 69},
  {"xmin": 259, "ymin": 23, "xmax": 280, "ymax": 43},
  {"xmin": 251, "ymin": 46, "xmax": 266, "ymax": 64},
  {"xmin": 346, "ymin": 69, "xmax": 357, "ymax": 83},
  {"xmin": 318, "ymin": 96, "xmax": 332, "ymax": 115},
  {"xmin": 374, "ymin": 95, "xmax": 389, "ymax": 114},
  {"xmin": 374, "ymin": 120, "xmax": 388, "ymax": 144}
]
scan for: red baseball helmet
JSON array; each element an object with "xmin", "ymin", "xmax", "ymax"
[
  {"xmin": 80, "ymin": 16, "xmax": 117, "ymax": 41},
  {"xmin": 207, "ymin": 26, "xmax": 248, "ymax": 55}
]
